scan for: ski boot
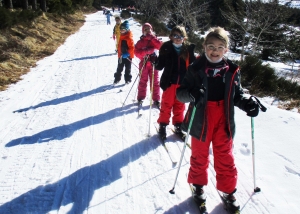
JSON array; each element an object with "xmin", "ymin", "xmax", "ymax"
[
  {"xmin": 153, "ymin": 100, "xmax": 160, "ymax": 109},
  {"xmin": 158, "ymin": 123, "xmax": 167, "ymax": 141},
  {"xmin": 138, "ymin": 99, "xmax": 143, "ymax": 106},
  {"xmin": 222, "ymin": 189, "xmax": 240, "ymax": 214},
  {"xmin": 192, "ymin": 184, "xmax": 207, "ymax": 214},
  {"xmin": 174, "ymin": 123, "xmax": 186, "ymax": 141}
]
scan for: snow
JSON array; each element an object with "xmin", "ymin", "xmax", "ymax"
[{"xmin": 0, "ymin": 11, "xmax": 300, "ymax": 214}]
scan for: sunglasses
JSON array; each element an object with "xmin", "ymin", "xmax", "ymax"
[
  {"xmin": 120, "ymin": 28, "xmax": 127, "ymax": 31},
  {"xmin": 206, "ymin": 44, "xmax": 226, "ymax": 52},
  {"xmin": 172, "ymin": 34, "xmax": 184, "ymax": 40}
]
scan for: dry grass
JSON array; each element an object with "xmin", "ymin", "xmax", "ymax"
[
  {"xmin": 278, "ymin": 99, "xmax": 300, "ymax": 113},
  {"xmin": 0, "ymin": 9, "xmax": 96, "ymax": 91}
]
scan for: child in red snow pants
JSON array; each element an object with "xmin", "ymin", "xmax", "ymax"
[
  {"xmin": 157, "ymin": 84, "xmax": 185, "ymax": 125},
  {"xmin": 188, "ymin": 100, "xmax": 237, "ymax": 194},
  {"xmin": 137, "ymin": 61, "xmax": 160, "ymax": 102}
]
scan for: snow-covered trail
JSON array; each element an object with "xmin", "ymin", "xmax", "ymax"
[
  {"xmin": 0, "ymin": 11, "xmax": 299, "ymax": 214},
  {"xmin": 0, "ymin": 12, "xmax": 194, "ymax": 214}
]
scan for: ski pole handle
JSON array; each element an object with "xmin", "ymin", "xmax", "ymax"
[{"xmin": 250, "ymin": 96, "xmax": 267, "ymax": 112}]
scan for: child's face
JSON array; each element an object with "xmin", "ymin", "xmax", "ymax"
[
  {"xmin": 143, "ymin": 26, "xmax": 152, "ymax": 35},
  {"xmin": 170, "ymin": 31, "xmax": 185, "ymax": 45},
  {"xmin": 120, "ymin": 28, "xmax": 127, "ymax": 34},
  {"xmin": 204, "ymin": 37, "xmax": 228, "ymax": 63},
  {"xmin": 115, "ymin": 19, "xmax": 121, "ymax": 24}
]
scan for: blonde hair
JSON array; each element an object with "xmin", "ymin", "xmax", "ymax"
[{"xmin": 203, "ymin": 27, "xmax": 229, "ymax": 48}]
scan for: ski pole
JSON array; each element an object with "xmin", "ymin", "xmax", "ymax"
[
  {"xmin": 132, "ymin": 57, "xmax": 149, "ymax": 102},
  {"xmin": 121, "ymin": 74, "xmax": 139, "ymax": 107},
  {"xmin": 147, "ymin": 63, "xmax": 155, "ymax": 136},
  {"xmin": 249, "ymin": 96, "xmax": 266, "ymax": 193},
  {"xmin": 122, "ymin": 57, "xmax": 148, "ymax": 107},
  {"xmin": 251, "ymin": 117, "xmax": 261, "ymax": 193},
  {"xmin": 126, "ymin": 58, "xmax": 140, "ymax": 70},
  {"xmin": 169, "ymin": 105, "xmax": 197, "ymax": 194}
]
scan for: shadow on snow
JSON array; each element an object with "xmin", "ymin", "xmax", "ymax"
[
  {"xmin": 12, "ymin": 84, "xmax": 125, "ymax": 113},
  {"xmin": 7, "ymin": 103, "xmax": 135, "ymax": 147},
  {"xmin": 59, "ymin": 53, "xmax": 116, "ymax": 62},
  {"xmin": 0, "ymin": 137, "xmax": 161, "ymax": 213},
  {"xmin": 163, "ymin": 197, "xmax": 226, "ymax": 214}
]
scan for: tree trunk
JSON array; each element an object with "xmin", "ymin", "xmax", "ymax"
[
  {"xmin": 32, "ymin": 0, "xmax": 37, "ymax": 10},
  {"xmin": 241, "ymin": 33, "xmax": 245, "ymax": 62},
  {"xmin": 24, "ymin": 0, "xmax": 28, "ymax": 9},
  {"xmin": 40, "ymin": 0, "xmax": 47, "ymax": 12},
  {"xmin": 8, "ymin": 0, "xmax": 13, "ymax": 9}
]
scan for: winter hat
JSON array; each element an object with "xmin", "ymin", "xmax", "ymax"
[
  {"xmin": 120, "ymin": 20, "xmax": 130, "ymax": 30},
  {"xmin": 142, "ymin": 23, "xmax": 152, "ymax": 32}
]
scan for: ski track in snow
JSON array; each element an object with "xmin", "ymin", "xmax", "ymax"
[{"xmin": 0, "ymin": 11, "xmax": 299, "ymax": 213}]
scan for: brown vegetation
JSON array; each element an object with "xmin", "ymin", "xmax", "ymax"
[{"xmin": 0, "ymin": 10, "xmax": 96, "ymax": 91}]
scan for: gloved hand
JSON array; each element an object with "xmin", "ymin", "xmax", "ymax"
[
  {"xmin": 144, "ymin": 48, "xmax": 154, "ymax": 55},
  {"xmin": 149, "ymin": 53, "xmax": 157, "ymax": 64},
  {"xmin": 245, "ymin": 98, "xmax": 259, "ymax": 117},
  {"xmin": 145, "ymin": 34, "xmax": 155, "ymax": 40},
  {"xmin": 122, "ymin": 52, "xmax": 130, "ymax": 59},
  {"xmin": 113, "ymin": 34, "xmax": 116, "ymax": 40},
  {"xmin": 189, "ymin": 86, "xmax": 205, "ymax": 107}
]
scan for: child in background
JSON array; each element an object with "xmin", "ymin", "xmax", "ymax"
[
  {"xmin": 113, "ymin": 20, "xmax": 135, "ymax": 84},
  {"xmin": 176, "ymin": 27, "xmax": 260, "ymax": 213},
  {"xmin": 105, "ymin": 10, "xmax": 112, "ymax": 25},
  {"xmin": 155, "ymin": 25, "xmax": 196, "ymax": 140},
  {"xmin": 113, "ymin": 16, "xmax": 122, "ymax": 53},
  {"xmin": 134, "ymin": 23, "xmax": 162, "ymax": 108}
]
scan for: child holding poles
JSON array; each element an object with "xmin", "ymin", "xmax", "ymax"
[
  {"xmin": 134, "ymin": 23, "xmax": 162, "ymax": 108},
  {"xmin": 113, "ymin": 16, "xmax": 121, "ymax": 53},
  {"xmin": 155, "ymin": 25, "xmax": 196, "ymax": 140},
  {"xmin": 176, "ymin": 27, "xmax": 260, "ymax": 213},
  {"xmin": 113, "ymin": 20, "xmax": 135, "ymax": 84}
]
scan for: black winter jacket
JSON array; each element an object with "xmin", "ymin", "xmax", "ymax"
[
  {"xmin": 176, "ymin": 56, "xmax": 249, "ymax": 141},
  {"xmin": 155, "ymin": 41, "xmax": 196, "ymax": 91}
]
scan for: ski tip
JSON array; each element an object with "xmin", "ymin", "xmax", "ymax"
[{"xmin": 169, "ymin": 188, "xmax": 175, "ymax": 194}]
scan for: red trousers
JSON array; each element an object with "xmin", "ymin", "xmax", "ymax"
[
  {"xmin": 188, "ymin": 100, "xmax": 237, "ymax": 193},
  {"xmin": 157, "ymin": 84, "xmax": 185, "ymax": 125},
  {"xmin": 137, "ymin": 61, "xmax": 160, "ymax": 102}
]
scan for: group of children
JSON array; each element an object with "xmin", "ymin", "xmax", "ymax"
[{"xmin": 111, "ymin": 15, "xmax": 261, "ymax": 213}]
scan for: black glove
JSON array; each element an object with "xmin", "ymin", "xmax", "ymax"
[
  {"xmin": 245, "ymin": 98, "xmax": 259, "ymax": 117},
  {"xmin": 149, "ymin": 53, "xmax": 157, "ymax": 64},
  {"xmin": 189, "ymin": 86, "xmax": 205, "ymax": 106}
]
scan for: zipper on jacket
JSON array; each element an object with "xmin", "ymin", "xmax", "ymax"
[{"xmin": 226, "ymin": 67, "xmax": 239, "ymax": 139}]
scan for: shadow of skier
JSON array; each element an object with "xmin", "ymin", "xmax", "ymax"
[
  {"xmin": 0, "ymin": 137, "xmax": 161, "ymax": 213},
  {"xmin": 13, "ymin": 84, "xmax": 125, "ymax": 113},
  {"xmin": 7, "ymin": 103, "xmax": 136, "ymax": 147}
]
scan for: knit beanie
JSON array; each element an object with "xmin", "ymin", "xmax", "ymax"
[
  {"xmin": 142, "ymin": 23, "xmax": 152, "ymax": 32},
  {"xmin": 120, "ymin": 20, "xmax": 130, "ymax": 30}
]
